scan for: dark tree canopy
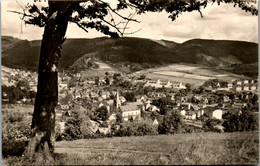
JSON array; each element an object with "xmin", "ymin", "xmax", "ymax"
[{"xmin": 15, "ymin": 0, "xmax": 258, "ymax": 38}]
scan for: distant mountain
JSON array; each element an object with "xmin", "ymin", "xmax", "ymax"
[
  {"xmin": 1, "ymin": 36, "xmax": 22, "ymax": 52},
  {"xmin": 1, "ymin": 36, "xmax": 258, "ymax": 76},
  {"xmin": 173, "ymin": 39, "xmax": 258, "ymax": 65}
]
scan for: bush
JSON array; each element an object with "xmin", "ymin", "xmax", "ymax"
[
  {"xmin": 223, "ymin": 110, "xmax": 258, "ymax": 132},
  {"xmin": 115, "ymin": 119, "xmax": 158, "ymax": 136},
  {"xmin": 203, "ymin": 119, "xmax": 222, "ymax": 132},
  {"xmin": 2, "ymin": 110, "xmax": 31, "ymax": 157},
  {"xmin": 62, "ymin": 109, "xmax": 94, "ymax": 140},
  {"xmin": 3, "ymin": 111, "xmax": 24, "ymax": 123},
  {"xmin": 183, "ymin": 125, "xmax": 204, "ymax": 133},
  {"xmin": 2, "ymin": 139, "xmax": 29, "ymax": 157},
  {"xmin": 158, "ymin": 110, "xmax": 184, "ymax": 134}
]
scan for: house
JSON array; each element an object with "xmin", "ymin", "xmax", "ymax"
[
  {"xmin": 212, "ymin": 109, "xmax": 223, "ymax": 119},
  {"xmin": 251, "ymin": 85, "xmax": 256, "ymax": 91},
  {"xmin": 31, "ymin": 86, "xmax": 37, "ymax": 92},
  {"xmin": 74, "ymin": 92, "xmax": 81, "ymax": 98},
  {"xmin": 227, "ymin": 83, "xmax": 233, "ymax": 89},
  {"xmin": 108, "ymin": 113, "xmax": 116, "ymax": 121},
  {"xmin": 170, "ymin": 95, "xmax": 175, "ymax": 101},
  {"xmin": 196, "ymin": 109, "xmax": 204, "ymax": 118},
  {"xmin": 180, "ymin": 110, "xmax": 186, "ymax": 116},
  {"xmin": 2, "ymin": 99, "xmax": 9, "ymax": 103},
  {"xmin": 186, "ymin": 111, "xmax": 196, "ymax": 120},
  {"xmin": 89, "ymin": 120, "xmax": 100, "ymax": 133},
  {"xmin": 223, "ymin": 95, "xmax": 230, "ymax": 102},
  {"xmin": 147, "ymin": 105, "xmax": 160, "ymax": 112},
  {"xmin": 243, "ymin": 86, "xmax": 249, "ymax": 91},
  {"xmin": 236, "ymin": 86, "xmax": 242, "ymax": 91},
  {"xmin": 153, "ymin": 119, "xmax": 159, "ymax": 126},
  {"xmin": 3, "ymin": 92, "xmax": 7, "ymax": 97},
  {"xmin": 22, "ymin": 98, "xmax": 27, "ymax": 103},
  {"xmin": 244, "ymin": 80, "xmax": 249, "ymax": 84},
  {"xmin": 173, "ymin": 82, "xmax": 186, "ymax": 89},
  {"xmin": 237, "ymin": 81, "xmax": 242, "ymax": 86},
  {"xmin": 143, "ymin": 101, "xmax": 151, "ymax": 110},
  {"xmin": 165, "ymin": 81, "xmax": 172, "ymax": 88},
  {"xmin": 120, "ymin": 102, "xmax": 141, "ymax": 121}
]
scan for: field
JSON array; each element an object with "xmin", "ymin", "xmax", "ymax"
[
  {"xmin": 133, "ymin": 63, "xmax": 249, "ymax": 86},
  {"xmin": 52, "ymin": 132, "xmax": 258, "ymax": 165}
]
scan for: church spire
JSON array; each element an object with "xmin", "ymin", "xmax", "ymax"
[{"xmin": 115, "ymin": 90, "xmax": 121, "ymax": 108}]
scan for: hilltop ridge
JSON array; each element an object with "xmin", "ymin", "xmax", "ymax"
[{"xmin": 1, "ymin": 36, "xmax": 258, "ymax": 76}]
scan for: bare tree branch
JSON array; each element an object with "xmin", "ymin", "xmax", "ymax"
[{"xmin": 71, "ymin": 20, "xmax": 89, "ymax": 33}]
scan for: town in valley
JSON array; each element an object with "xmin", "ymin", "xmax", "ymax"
[{"xmin": 2, "ymin": 62, "xmax": 258, "ymax": 136}]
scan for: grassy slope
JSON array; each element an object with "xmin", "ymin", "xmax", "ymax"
[{"xmin": 53, "ymin": 132, "xmax": 258, "ymax": 165}]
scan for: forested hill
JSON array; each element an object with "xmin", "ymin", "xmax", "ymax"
[{"xmin": 1, "ymin": 36, "xmax": 258, "ymax": 76}]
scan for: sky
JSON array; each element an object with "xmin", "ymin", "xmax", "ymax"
[{"xmin": 1, "ymin": 0, "xmax": 258, "ymax": 43}]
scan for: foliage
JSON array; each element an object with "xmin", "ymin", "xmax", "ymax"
[
  {"xmin": 2, "ymin": 110, "xmax": 31, "ymax": 157},
  {"xmin": 118, "ymin": 80, "xmax": 133, "ymax": 89},
  {"xmin": 115, "ymin": 119, "xmax": 158, "ymax": 136},
  {"xmin": 94, "ymin": 106, "xmax": 109, "ymax": 121},
  {"xmin": 17, "ymin": 79, "xmax": 30, "ymax": 90},
  {"xmin": 62, "ymin": 109, "xmax": 90, "ymax": 140},
  {"xmin": 222, "ymin": 110, "xmax": 258, "ymax": 132},
  {"xmin": 203, "ymin": 79, "xmax": 228, "ymax": 88},
  {"xmin": 123, "ymin": 91, "xmax": 136, "ymax": 102},
  {"xmin": 2, "ymin": 85, "xmax": 36, "ymax": 104},
  {"xmin": 203, "ymin": 118, "xmax": 222, "ymax": 132},
  {"xmin": 158, "ymin": 110, "xmax": 184, "ymax": 134},
  {"xmin": 60, "ymin": 94, "xmax": 73, "ymax": 105}
]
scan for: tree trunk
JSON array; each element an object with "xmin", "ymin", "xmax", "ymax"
[{"xmin": 23, "ymin": 1, "xmax": 74, "ymax": 164}]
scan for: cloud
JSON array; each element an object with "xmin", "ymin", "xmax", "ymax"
[{"xmin": 1, "ymin": 1, "xmax": 258, "ymax": 43}]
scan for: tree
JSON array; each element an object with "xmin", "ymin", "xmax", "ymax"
[
  {"xmin": 222, "ymin": 110, "xmax": 258, "ymax": 132},
  {"xmin": 123, "ymin": 91, "xmax": 136, "ymax": 102},
  {"xmin": 94, "ymin": 106, "xmax": 109, "ymax": 121},
  {"xmin": 14, "ymin": 0, "xmax": 257, "ymax": 163},
  {"xmin": 158, "ymin": 110, "xmax": 184, "ymax": 134}
]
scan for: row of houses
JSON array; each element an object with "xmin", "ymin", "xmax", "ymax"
[{"xmin": 144, "ymin": 79, "xmax": 186, "ymax": 89}]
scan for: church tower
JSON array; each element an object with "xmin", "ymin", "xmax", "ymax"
[{"xmin": 114, "ymin": 90, "xmax": 121, "ymax": 109}]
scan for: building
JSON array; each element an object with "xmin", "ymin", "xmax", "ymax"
[
  {"xmin": 227, "ymin": 83, "xmax": 233, "ymax": 89},
  {"xmin": 243, "ymin": 86, "xmax": 249, "ymax": 91},
  {"xmin": 236, "ymin": 86, "xmax": 242, "ymax": 91},
  {"xmin": 212, "ymin": 109, "xmax": 223, "ymax": 119},
  {"xmin": 237, "ymin": 81, "xmax": 242, "ymax": 86},
  {"xmin": 120, "ymin": 103, "xmax": 141, "ymax": 121}
]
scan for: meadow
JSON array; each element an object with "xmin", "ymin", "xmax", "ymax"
[
  {"xmin": 53, "ymin": 132, "xmax": 259, "ymax": 165},
  {"xmin": 5, "ymin": 132, "xmax": 257, "ymax": 165}
]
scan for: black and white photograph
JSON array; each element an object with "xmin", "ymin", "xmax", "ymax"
[{"xmin": 1, "ymin": 0, "xmax": 259, "ymax": 165}]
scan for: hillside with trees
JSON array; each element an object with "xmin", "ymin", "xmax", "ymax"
[{"xmin": 2, "ymin": 36, "xmax": 258, "ymax": 76}]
